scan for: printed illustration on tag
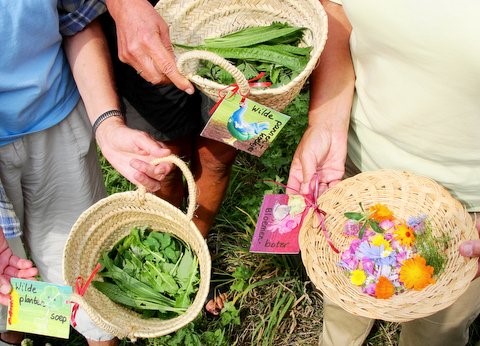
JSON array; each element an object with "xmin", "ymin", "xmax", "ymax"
[
  {"xmin": 201, "ymin": 92, "xmax": 290, "ymax": 157},
  {"xmin": 250, "ymin": 194, "xmax": 306, "ymax": 254}
]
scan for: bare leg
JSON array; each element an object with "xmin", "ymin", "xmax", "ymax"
[
  {"xmin": 154, "ymin": 136, "xmax": 237, "ymax": 238},
  {"xmin": 190, "ymin": 137, "xmax": 237, "ymax": 237}
]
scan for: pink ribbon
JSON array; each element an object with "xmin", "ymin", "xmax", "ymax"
[
  {"xmin": 265, "ymin": 175, "xmax": 339, "ymax": 253},
  {"xmin": 304, "ymin": 175, "xmax": 339, "ymax": 254}
]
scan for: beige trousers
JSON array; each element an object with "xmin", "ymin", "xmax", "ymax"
[{"xmin": 321, "ymin": 278, "xmax": 480, "ymax": 346}]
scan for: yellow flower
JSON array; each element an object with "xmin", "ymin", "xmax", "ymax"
[
  {"xmin": 350, "ymin": 269, "xmax": 367, "ymax": 286},
  {"xmin": 368, "ymin": 204, "xmax": 394, "ymax": 222},
  {"xmin": 394, "ymin": 223, "xmax": 416, "ymax": 247},
  {"xmin": 375, "ymin": 276, "xmax": 395, "ymax": 299},
  {"xmin": 399, "ymin": 256, "xmax": 435, "ymax": 290},
  {"xmin": 371, "ymin": 234, "xmax": 392, "ymax": 252}
]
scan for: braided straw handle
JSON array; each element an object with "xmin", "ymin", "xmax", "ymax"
[
  {"xmin": 176, "ymin": 50, "xmax": 251, "ymax": 96},
  {"xmin": 144, "ymin": 155, "xmax": 197, "ymax": 220}
]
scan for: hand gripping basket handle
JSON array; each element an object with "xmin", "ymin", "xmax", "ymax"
[
  {"xmin": 176, "ymin": 50, "xmax": 251, "ymax": 96},
  {"xmin": 149, "ymin": 155, "xmax": 197, "ymax": 220}
]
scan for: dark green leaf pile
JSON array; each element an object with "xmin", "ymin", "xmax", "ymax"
[
  {"xmin": 93, "ymin": 226, "xmax": 200, "ymax": 319},
  {"xmin": 175, "ymin": 22, "xmax": 311, "ymax": 87}
]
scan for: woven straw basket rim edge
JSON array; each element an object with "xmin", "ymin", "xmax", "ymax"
[
  {"xmin": 62, "ymin": 155, "xmax": 211, "ymax": 339},
  {"xmin": 300, "ymin": 169, "xmax": 478, "ymax": 322},
  {"xmin": 156, "ymin": 0, "xmax": 328, "ymax": 110}
]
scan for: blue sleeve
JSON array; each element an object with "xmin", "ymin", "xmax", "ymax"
[{"xmin": 58, "ymin": 0, "xmax": 107, "ymax": 36}]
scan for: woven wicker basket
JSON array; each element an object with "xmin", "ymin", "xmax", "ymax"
[
  {"xmin": 63, "ymin": 155, "xmax": 211, "ymax": 340},
  {"xmin": 300, "ymin": 169, "xmax": 478, "ymax": 322},
  {"xmin": 155, "ymin": 0, "xmax": 328, "ymax": 111}
]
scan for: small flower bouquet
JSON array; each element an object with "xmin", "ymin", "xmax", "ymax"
[
  {"xmin": 299, "ymin": 170, "xmax": 478, "ymax": 322},
  {"xmin": 339, "ymin": 203, "xmax": 449, "ymax": 299}
]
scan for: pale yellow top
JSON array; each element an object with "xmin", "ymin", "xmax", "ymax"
[{"xmin": 329, "ymin": 1, "xmax": 480, "ymax": 211}]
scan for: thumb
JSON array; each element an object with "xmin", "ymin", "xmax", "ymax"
[{"xmin": 459, "ymin": 240, "xmax": 480, "ymax": 258}]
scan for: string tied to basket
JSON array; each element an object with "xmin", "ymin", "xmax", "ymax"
[
  {"xmin": 70, "ymin": 263, "xmax": 101, "ymax": 327},
  {"xmin": 265, "ymin": 174, "xmax": 339, "ymax": 253},
  {"xmin": 304, "ymin": 174, "xmax": 339, "ymax": 253},
  {"xmin": 208, "ymin": 72, "xmax": 272, "ymax": 115}
]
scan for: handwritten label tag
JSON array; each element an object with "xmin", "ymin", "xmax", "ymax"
[
  {"xmin": 201, "ymin": 92, "xmax": 290, "ymax": 157},
  {"xmin": 250, "ymin": 194, "xmax": 306, "ymax": 254},
  {"xmin": 7, "ymin": 278, "xmax": 73, "ymax": 339}
]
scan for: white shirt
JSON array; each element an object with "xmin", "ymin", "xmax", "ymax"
[{"xmin": 331, "ymin": 0, "xmax": 480, "ymax": 211}]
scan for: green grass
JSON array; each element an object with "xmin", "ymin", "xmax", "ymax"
[{"xmin": 27, "ymin": 90, "xmax": 480, "ymax": 345}]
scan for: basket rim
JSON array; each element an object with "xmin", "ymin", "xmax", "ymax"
[
  {"xmin": 158, "ymin": 0, "xmax": 328, "ymax": 98},
  {"xmin": 299, "ymin": 169, "xmax": 478, "ymax": 322},
  {"xmin": 62, "ymin": 156, "xmax": 211, "ymax": 338}
]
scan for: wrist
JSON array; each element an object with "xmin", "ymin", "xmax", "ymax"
[{"xmin": 92, "ymin": 110, "xmax": 125, "ymax": 137}]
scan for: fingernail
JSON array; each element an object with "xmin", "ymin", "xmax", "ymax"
[
  {"xmin": 462, "ymin": 243, "xmax": 473, "ymax": 257},
  {"xmin": 185, "ymin": 87, "xmax": 195, "ymax": 95}
]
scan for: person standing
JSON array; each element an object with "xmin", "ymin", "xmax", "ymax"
[
  {"xmin": 1, "ymin": 1, "xmax": 172, "ymax": 344},
  {"xmin": 287, "ymin": 1, "xmax": 480, "ymax": 345}
]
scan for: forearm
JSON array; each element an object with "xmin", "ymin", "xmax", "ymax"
[
  {"xmin": 309, "ymin": 0, "xmax": 354, "ymax": 133},
  {"xmin": 62, "ymin": 20, "xmax": 122, "ymax": 125}
]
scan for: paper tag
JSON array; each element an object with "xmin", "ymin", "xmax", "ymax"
[
  {"xmin": 201, "ymin": 92, "xmax": 290, "ymax": 157},
  {"xmin": 7, "ymin": 278, "xmax": 73, "ymax": 339},
  {"xmin": 250, "ymin": 194, "xmax": 306, "ymax": 254}
]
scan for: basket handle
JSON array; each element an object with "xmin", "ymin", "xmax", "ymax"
[
  {"xmin": 176, "ymin": 50, "xmax": 251, "ymax": 96},
  {"xmin": 147, "ymin": 155, "xmax": 197, "ymax": 221}
]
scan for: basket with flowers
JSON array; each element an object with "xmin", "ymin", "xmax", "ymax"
[{"xmin": 299, "ymin": 169, "xmax": 478, "ymax": 322}]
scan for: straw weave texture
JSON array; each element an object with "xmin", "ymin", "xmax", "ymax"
[
  {"xmin": 155, "ymin": 0, "xmax": 328, "ymax": 111},
  {"xmin": 300, "ymin": 170, "xmax": 478, "ymax": 322},
  {"xmin": 63, "ymin": 155, "xmax": 211, "ymax": 340}
]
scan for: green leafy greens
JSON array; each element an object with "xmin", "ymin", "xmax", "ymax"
[
  {"xmin": 92, "ymin": 226, "xmax": 200, "ymax": 319},
  {"xmin": 175, "ymin": 22, "xmax": 311, "ymax": 87}
]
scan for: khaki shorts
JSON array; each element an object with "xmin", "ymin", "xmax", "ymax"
[{"xmin": 0, "ymin": 101, "xmax": 114, "ymax": 341}]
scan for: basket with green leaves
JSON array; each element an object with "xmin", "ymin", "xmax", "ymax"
[
  {"xmin": 63, "ymin": 155, "xmax": 211, "ymax": 340},
  {"xmin": 156, "ymin": 0, "xmax": 328, "ymax": 111}
]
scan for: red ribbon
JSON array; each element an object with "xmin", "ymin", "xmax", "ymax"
[
  {"xmin": 208, "ymin": 72, "xmax": 272, "ymax": 115},
  {"xmin": 70, "ymin": 263, "xmax": 101, "ymax": 327},
  {"xmin": 264, "ymin": 175, "xmax": 339, "ymax": 254}
]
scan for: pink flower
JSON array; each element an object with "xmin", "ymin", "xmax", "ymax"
[
  {"xmin": 362, "ymin": 258, "xmax": 375, "ymax": 275},
  {"xmin": 340, "ymin": 250, "xmax": 359, "ymax": 270},
  {"xmin": 380, "ymin": 219, "xmax": 395, "ymax": 231},
  {"xmin": 363, "ymin": 283, "xmax": 376, "ymax": 296},
  {"xmin": 344, "ymin": 221, "xmax": 360, "ymax": 236}
]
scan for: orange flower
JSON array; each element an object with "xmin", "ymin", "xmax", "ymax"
[
  {"xmin": 394, "ymin": 223, "xmax": 416, "ymax": 247},
  {"xmin": 399, "ymin": 256, "xmax": 435, "ymax": 290},
  {"xmin": 375, "ymin": 276, "xmax": 395, "ymax": 299},
  {"xmin": 368, "ymin": 204, "xmax": 394, "ymax": 222}
]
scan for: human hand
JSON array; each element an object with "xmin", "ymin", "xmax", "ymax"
[
  {"xmin": 95, "ymin": 118, "xmax": 173, "ymax": 192},
  {"xmin": 106, "ymin": 0, "xmax": 194, "ymax": 93},
  {"xmin": 287, "ymin": 124, "xmax": 347, "ymax": 196},
  {"xmin": 0, "ymin": 230, "xmax": 38, "ymax": 306},
  {"xmin": 459, "ymin": 216, "xmax": 480, "ymax": 279}
]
